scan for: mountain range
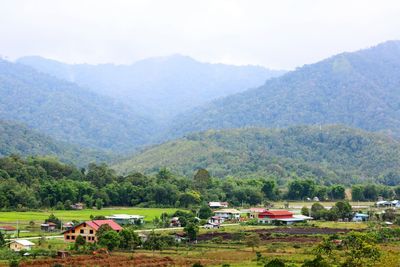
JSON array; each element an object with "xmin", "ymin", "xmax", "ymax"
[
  {"xmin": 0, "ymin": 59, "xmax": 155, "ymax": 151},
  {"xmin": 166, "ymin": 41, "xmax": 400, "ymax": 139},
  {"xmin": 2, "ymin": 40, "xmax": 400, "ymax": 176},
  {"xmin": 17, "ymin": 55, "xmax": 285, "ymax": 121}
]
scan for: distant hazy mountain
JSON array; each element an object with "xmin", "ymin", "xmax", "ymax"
[
  {"xmin": 166, "ymin": 41, "xmax": 400, "ymax": 138},
  {"xmin": 114, "ymin": 125, "xmax": 400, "ymax": 185},
  {"xmin": 0, "ymin": 120, "xmax": 114, "ymax": 166},
  {"xmin": 0, "ymin": 59, "xmax": 156, "ymax": 151},
  {"xmin": 17, "ymin": 55, "xmax": 286, "ymax": 120}
]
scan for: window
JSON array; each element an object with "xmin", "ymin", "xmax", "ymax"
[
  {"xmin": 80, "ymin": 229, "xmax": 84, "ymax": 234},
  {"xmin": 89, "ymin": 230, "xmax": 93, "ymax": 234},
  {"xmin": 66, "ymin": 235, "xmax": 70, "ymax": 240},
  {"xmin": 72, "ymin": 236, "xmax": 75, "ymax": 240},
  {"xmin": 83, "ymin": 236, "xmax": 86, "ymax": 240},
  {"xmin": 72, "ymin": 229, "xmax": 75, "ymax": 233}
]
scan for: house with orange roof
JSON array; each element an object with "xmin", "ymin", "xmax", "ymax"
[{"xmin": 62, "ymin": 220, "xmax": 122, "ymax": 243}]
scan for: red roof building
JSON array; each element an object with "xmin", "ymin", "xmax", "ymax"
[
  {"xmin": 85, "ymin": 220, "xmax": 122, "ymax": 231},
  {"xmin": 63, "ymin": 220, "xmax": 122, "ymax": 243},
  {"xmin": 258, "ymin": 210, "xmax": 311, "ymax": 225},
  {"xmin": 258, "ymin": 210, "xmax": 294, "ymax": 219},
  {"xmin": 0, "ymin": 225, "xmax": 17, "ymax": 231}
]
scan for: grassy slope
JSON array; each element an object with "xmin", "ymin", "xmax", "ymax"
[{"xmin": 114, "ymin": 125, "xmax": 400, "ymax": 184}]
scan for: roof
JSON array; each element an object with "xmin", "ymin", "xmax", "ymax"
[
  {"xmin": 276, "ymin": 218, "xmax": 307, "ymax": 222},
  {"xmin": 63, "ymin": 220, "xmax": 122, "ymax": 234},
  {"xmin": 250, "ymin": 208, "xmax": 267, "ymax": 213},
  {"xmin": 0, "ymin": 226, "xmax": 16, "ymax": 231},
  {"xmin": 293, "ymin": 214, "xmax": 313, "ymax": 220},
  {"xmin": 260, "ymin": 210, "xmax": 293, "ymax": 216},
  {"xmin": 86, "ymin": 220, "xmax": 122, "ymax": 231},
  {"xmin": 354, "ymin": 213, "xmax": 369, "ymax": 217},
  {"xmin": 12, "ymin": 240, "xmax": 35, "ymax": 246},
  {"xmin": 106, "ymin": 214, "xmax": 144, "ymax": 219},
  {"xmin": 214, "ymin": 209, "xmax": 240, "ymax": 214},
  {"xmin": 209, "ymin": 202, "xmax": 228, "ymax": 206},
  {"xmin": 376, "ymin": 201, "xmax": 391, "ymax": 205}
]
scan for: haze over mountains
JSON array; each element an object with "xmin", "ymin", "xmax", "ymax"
[
  {"xmin": 2, "ymin": 40, "xmax": 400, "ymax": 175},
  {"xmin": 17, "ymin": 55, "xmax": 285, "ymax": 121},
  {"xmin": 167, "ymin": 41, "xmax": 400, "ymax": 139},
  {"xmin": 0, "ymin": 59, "xmax": 155, "ymax": 151}
]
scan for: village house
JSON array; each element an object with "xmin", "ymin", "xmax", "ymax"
[
  {"xmin": 208, "ymin": 201, "xmax": 229, "ymax": 208},
  {"xmin": 9, "ymin": 239, "xmax": 35, "ymax": 251},
  {"xmin": 170, "ymin": 217, "xmax": 181, "ymax": 227},
  {"xmin": 62, "ymin": 222, "xmax": 74, "ymax": 230},
  {"xmin": 62, "ymin": 220, "xmax": 122, "ymax": 243},
  {"xmin": 376, "ymin": 200, "xmax": 400, "ymax": 208},
  {"xmin": 258, "ymin": 210, "xmax": 312, "ymax": 225},
  {"xmin": 41, "ymin": 222, "xmax": 57, "ymax": 232},
  {"xmin": 209, "ymin": 216, "xmax": 224, "ymax": 225},
  {"xmin": 0, "ymin": 225, "xmax": 17, "ymax": 235},
  {"xmin": 214, "ymin": 209, "xmax": 241, "ymax": 221},
  {"xmin": 105, "ymin": 214, "xmax": 144, "ymax": 225},
  {"xmin": 70, "ymin": 203, "xmax": 84, "ymax": 210},
  {"xmin": 352, "ymin": 213, "xmax": 369, "ymax": 222},
  {"xmin": 241, "ymin": 207, "xmax": 267, "ymax": 219}
]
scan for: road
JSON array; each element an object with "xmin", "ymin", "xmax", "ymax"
[{"xmin": 6, "ymin": 223, "xmax": 240, "ymax": 241}]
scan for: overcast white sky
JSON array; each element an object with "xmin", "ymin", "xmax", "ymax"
[{"xmin": 1, "ymin": 0, "xmax": 400, "ymax": 69}]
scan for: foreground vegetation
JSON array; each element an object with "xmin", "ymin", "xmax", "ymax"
[{"xmin": 1, "ymin": 221, "xmax": 400, "ymax": 267}]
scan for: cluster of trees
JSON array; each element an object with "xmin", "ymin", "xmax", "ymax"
[
  {"xmin": 351, "ymin": 184, "xmax": 400, "ymax": 201},
  {"xmin": 301, "ymin": 201, "xmax": 353, "ymax": 221},
  {"xmin": 1, "ymin": 155, "xmax": 400, "ymax": 210}
]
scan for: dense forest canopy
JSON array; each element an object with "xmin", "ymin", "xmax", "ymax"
[
  {"xmin": 114, "ymin": 125, "xmax": 400, "ymax": 185},
  {"xmin": 167, "ymin": 41, "xmax": 400, "ymax": 139},
  {"xmin": 0, "ymin": 59, "xmax": 156, "ymax": 151},
  {"xmin": 0, "ymin": 120, "xmax": 115, "ymax": 166},
  {"xmin": 1, "ymin": 155, "xmax": 399, "ymax": 210}
]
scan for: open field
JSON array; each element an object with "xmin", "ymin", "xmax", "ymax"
[{"xmin": 0, "ymin": 207, "xmax": 177, "ymax": 223}]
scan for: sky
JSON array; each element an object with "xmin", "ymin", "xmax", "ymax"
[{"xmin": 1, "ymin": 0, "xmax": 400, "ymax": 70}]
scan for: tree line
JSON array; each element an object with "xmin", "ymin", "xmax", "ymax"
[{"xmin": 1, "ymin": 155, "xmax": 400, "ymax": 210}]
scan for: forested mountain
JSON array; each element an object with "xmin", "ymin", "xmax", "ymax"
[
  {"xmin": 0, "ymin": 120, "xmax": 114, "ymax": 166},
  {"xmin": 0, "ymin": 59, "xmax": 156, "ymax": 151},
  {"xmin": 114, "ymin": 125, "xmax": 400, "ymax": 185},
  {"xmin": 167, "ymin": 41, "xmax": 400, "ymax": 138},
  {"xmin": 17, "ymin": 55, "xmax": 285, "ymax": 120}
]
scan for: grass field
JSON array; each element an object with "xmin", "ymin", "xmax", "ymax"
[{"xmin": 0, "ymin": 207, "xmax": 177, "ymax": 224}]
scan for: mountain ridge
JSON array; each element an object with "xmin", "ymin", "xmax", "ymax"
[
  {"xmin": 17, "ymin": 54, "xmax": 286, "ymax": 120},
  {"xmin": 165, "ymin": 40, "xmax": 400, "ymax": 139}
]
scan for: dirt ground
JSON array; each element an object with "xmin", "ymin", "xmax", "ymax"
[
  {"xmin": 18, "ymin": 254, "xmax": 175, "ymax": 267},
  {"xmin": 197, "ymin": 227, "xmax": 351, "ymax": 242}
]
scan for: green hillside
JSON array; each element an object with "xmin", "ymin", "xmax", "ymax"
[
  {"xmin": 0, "ymin": 120, "xmax": 115, "ymax": 166},
  {"xmin": 0, "ymin": 59, "xmax": 156, "ymax": 151},
  {"xmin": 114, "ymin": 125, "xmax": 400, "ymax": 185},
  {"xmin": 167, "ymin": 41, "xmax": 400, "ymax": 139}
]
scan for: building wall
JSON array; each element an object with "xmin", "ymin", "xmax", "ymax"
[
  {"xmin": 64, "ymin": 223, "xmax": 97, "ymax": 243},
  {"xmin": 10, "ymin": 242, "xmax": 31, "ymax": 251}
]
